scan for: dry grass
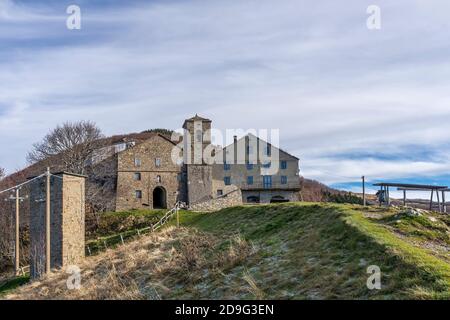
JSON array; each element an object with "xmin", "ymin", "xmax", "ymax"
[{"xmin": 4, "ymin": 226, "xmax": 256, "ymax": 300}]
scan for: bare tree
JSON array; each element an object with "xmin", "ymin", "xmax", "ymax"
[{"xmin": 27, "ymin": 121, "xmax": 103, "ymax": 175}]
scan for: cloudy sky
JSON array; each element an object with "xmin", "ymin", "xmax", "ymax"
[{"xmin": 1, "ymin": 0, "xmax": 450, "ymax": 197}]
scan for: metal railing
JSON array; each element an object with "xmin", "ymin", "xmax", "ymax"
[{"xmin": 239, "ymin": 182, "xmax": 301, "ymax": 190}]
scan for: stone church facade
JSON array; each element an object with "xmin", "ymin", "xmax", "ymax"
[{"xmin": 112, "ymin": 115, "xmax": 300, "ymax": 211}]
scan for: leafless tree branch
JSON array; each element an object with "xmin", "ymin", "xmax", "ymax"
[{"xmin": 26, "ymin": 121, "xmax": 104, "ymax": 175}]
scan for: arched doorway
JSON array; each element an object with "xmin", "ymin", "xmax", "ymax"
[
  {"xmin": 246, "ymin": 196, "xmax": 260, "ymax": 204},
  {"xmin": 270, "ymin": 195, "xmax": 289, "ymax": 203},
  {"xmin": 153, "ymin": 187, "xmax": 167, "ymax": 209}
]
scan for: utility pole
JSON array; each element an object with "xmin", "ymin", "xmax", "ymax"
[
  {"xmin": 362, "ymin": 176, "xmax": 366, "ymax": 206},
  {"xmin": 8, "ymin": 188, "xmax": 25, "ymax": 276},
  {"xmin": 15, "ymin": 188, "xmax": 20, "ymax": 276},
  {"xmin": 46, "ymin": 167, "xmax": 51, "ymax": 274}
]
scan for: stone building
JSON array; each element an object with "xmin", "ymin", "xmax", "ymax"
[
  {"xmin": 100, "ymin": 115, "xmax": 300, "ymax": 211},
  {"xmin": 212, "ymin": 134, "xmax": 301, "ymax": 204}
]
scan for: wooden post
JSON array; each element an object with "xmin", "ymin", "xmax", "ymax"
[
  {"xmin": 387, "ymin": 186, "xmax": 390, "ymax": 206},
  {"xmin": 403, "ymin": 190, "xmax": 407, "ymax": 207},
  {"xmin": 430, "ymin": 189, "xmax": 434, "ymax": 211},
  {"xmin": 45, "ymin": 167, "xmax": 51, "ymax": 274},
  {"xmin": 437, "ymin": 190, "xmax": 442, "ymax": 213},
  {"xmin": 15, "ymin": 188, "xmax": 20, "ymax": 276},
  {"xmin": 443, "ymin": 191, "xmax": 447, "ymax": 213},
  {"xmin": 362, "ymin": 176, "xmax": 366, "ymax": 206}
]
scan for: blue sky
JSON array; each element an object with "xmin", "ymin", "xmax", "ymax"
[{"xmin": 1, "ymin": 0, "xmax": 450, "ymax": 198}]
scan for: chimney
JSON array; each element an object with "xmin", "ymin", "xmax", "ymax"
[{"xmin": 233, "ymin": 136, "xmax": 238, "ymax": 164}]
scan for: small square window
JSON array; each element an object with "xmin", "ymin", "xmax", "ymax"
[
  {"xmin": 135, "ymin": 190, "xmax": 142, "ymax": 199},
  {"xmin": 224, "ymin": 177, "xmax": 231, "ymax": 185},
  {"xmin": 156, "ymin": 175, "xmax": 162, "ymax": 183},
  {"xmin": 247, "ymin": 176, "xmax": 254, "ymax": 185},
  {"xmin": 224, "ymin": 163, "xmax": 231, "ymax": 171},
  {"xmin": 217, "ymin": 189, "xmax": 223, "ymax": 196},
  {"xmin": 134, "ymin": 158, "xmax": 141, "ymax": 167},
  {"xmin": 134, "ymin": 173, "xmax": 141, "ymax": 181},
  {"xmin": 281, "ymin": 176, "xmax": 288, "ymax": 184},
  {"xmin": 155, "ymin": 158, "xmax": 161, "ymax": 167},
  {"xmin": 280, "ymin": 161, "xmax": 287, "ymax": 170}
]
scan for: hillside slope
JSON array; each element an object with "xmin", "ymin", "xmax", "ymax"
[{"xmin": 3, "ymin": 203, "xmax": 450, "ymax": 300}]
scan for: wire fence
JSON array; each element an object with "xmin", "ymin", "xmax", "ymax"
[
  {"xmin": 12, "ymin": 201, "xmax": 183, "ymax": 277},
  {"xmin": 86, "ymin": 201, "xmax": 182, "ymax": 256}
]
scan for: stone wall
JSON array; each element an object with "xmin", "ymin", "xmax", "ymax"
[
  {"xmin": 189, "ymin": 187, "xmax": 243, "ymax": 212},
  {"xmin": 186, "ymin": 165, "xmax": 213, "ymax": 205},
  {"xmin": 29, "ymin": 173, "xmax": 85, "ymax": 279},
  {"xmin": 242, "ymin": 190, "xmax": 299, "ymax": 203},
  {"xmin": 115, "ymin": 134, "xmax": 185, "ymax": 211}
]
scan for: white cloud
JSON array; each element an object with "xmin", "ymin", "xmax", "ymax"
[{"xmin": 0, "ymin": 0, "xmax": 449, "ymax": 192}]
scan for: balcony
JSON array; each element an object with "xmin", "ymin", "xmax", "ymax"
[{"xmin": 239, "ymin": 181, "xmax": 301, "ymax": 191}]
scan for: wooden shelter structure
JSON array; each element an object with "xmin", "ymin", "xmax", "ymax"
[{"xmin": 373, "ymin": 182, "xmax": 448, "ymax": 213}]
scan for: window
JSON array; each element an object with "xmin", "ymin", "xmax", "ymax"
[
  {"xmin": 224, "ymin": 177, "xmax": 231, "ymax": 185},
  {"xmin": 265, "ymin": 145, "xmax": 271, "ymax": 156},
  {"xmin": 281, "ymin": 176, "xmax": 288, "ymax": 185},
  {"xmin": 217, "ymin": 189, "xmax": 223, "ymax": 196},
  {"xmin": 280, "ymin": 161, "xmax": 287, "ymax": 170},
  {"xmin": 155, "ymin": 158, "xmax": 161, "ymax": 167},
  {"xmin": 246, "ymin": 161, "xmax": 254, "ymax": 170},
  {"xmin": 196, "ymin": 130, "xmax": 202, "ymax": 143},
  {"xmin": 262, "ymin": 161, "xmax": 271, "ymax": 168},
  {"xmin": 134, "ymin": 172, "xmax": 141, "ymax": 181},
  {"xmin": 224, "ymin": 163, "xmax": 231, "ymax": 171},
  {"xmin": 263, "ymin": 175, "xmax": 272, "ymax": 189},
  {"xmin": 135, "ymin": 190, "xmax": 142, "ymax": 199},
  {"xmin": 156, "ymin": 175, "xmax": 162, "ymax": 183},
  {"xmin": 247, "ymin": 176, "xmax": 254, "ymax": 185},
  {"xmin": 134, "ymin": 158, "xmax": 141, "ymax": 167}
]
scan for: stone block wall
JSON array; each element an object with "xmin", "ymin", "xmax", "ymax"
[
  {"xmin": 186, "ymin": 165, "xmax": 213, "ymax": 205},
  {"xmin": 29, "ymin": 173, "xmax": 85, "ymax": 279},
  {"xmin": 189, "ymin": 187, "xmax": 242, "ymax": 212},
  {"xmin": 115, "ymin": 134, "xmax": 185, "ymax": 211}
]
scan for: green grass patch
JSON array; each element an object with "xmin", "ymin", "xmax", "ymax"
[
  {"xmin": 178, "ymin": 202, "xmax": 450, "ymax": 299},
  {"xmin": 0, "ymin": 276, "xmax": 30, "ymax": 297}
]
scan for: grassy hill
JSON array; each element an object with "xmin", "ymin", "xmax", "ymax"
[{"xmin": 2, "ymin": 203, "xmax": 450, "ymax": 300}]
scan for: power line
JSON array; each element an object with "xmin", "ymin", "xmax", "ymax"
[{"xmin": 0, "ymin": 173, "xmax": 46, "ymax": 195}]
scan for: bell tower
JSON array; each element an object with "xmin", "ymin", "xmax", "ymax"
[{"xmin": 183, "ymin": 115, "xmax": 213, "ymax": 205}]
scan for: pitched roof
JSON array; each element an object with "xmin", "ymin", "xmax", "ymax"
[{"xmin": 183, "ymin": 114, "xmax": 212, "ymax": 128}]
